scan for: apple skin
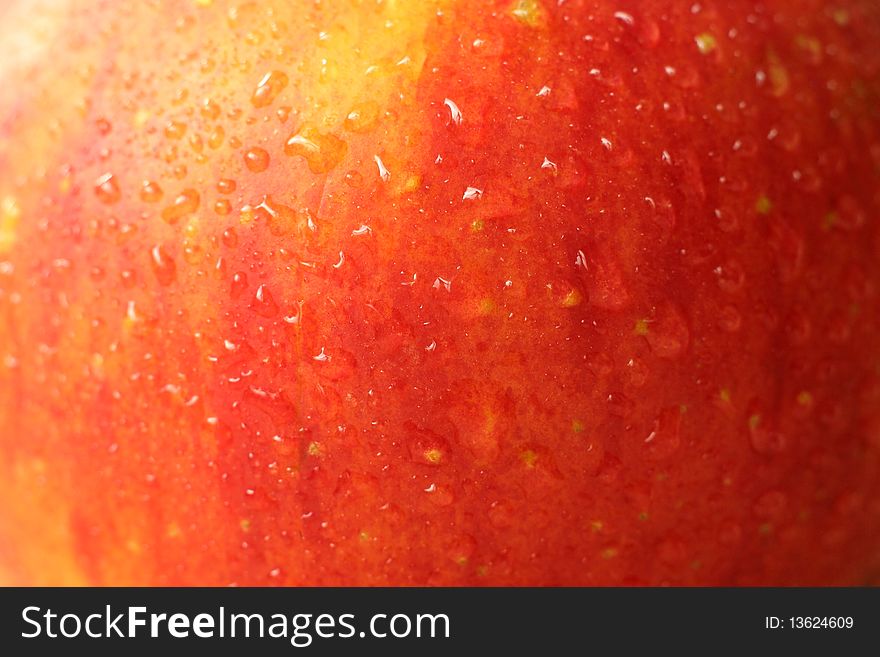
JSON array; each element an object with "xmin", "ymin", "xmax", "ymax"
[{"xmin": 0, "ymin": 0, "xmax": 879, "ymax": 586}]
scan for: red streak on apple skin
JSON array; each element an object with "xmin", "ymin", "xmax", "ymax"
[{"xmin": 0, "ymin": 0, "xmax": 879, "ymax": 585}]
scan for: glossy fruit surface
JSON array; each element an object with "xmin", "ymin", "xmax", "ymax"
[{"xmin": 1, "ymin": 0, "xmax": 879, "ymax": 585}]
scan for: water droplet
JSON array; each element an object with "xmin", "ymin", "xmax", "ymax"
[
  {"xmin": 120, "ymin": 269, "xmax": 137, "ymax": 288},
  {"xmin": 251, "ymin": 71, "xmax": 289, "ymax": 108},
  {"xmin": 344, "ymin": 170, "xmax": 363, "ymax": 188},
  {"xmin": 208, "ymin": 126, "xmax": 225, "ymax": 149},
  {"xmin": 443, "ymin": 98, "xmax": 463, "ymax": 126},
  {"xmin": 637, "ymin": 18, "xmax": 660, "ymax": 47},
  {"xmin": 626, "ymin": 357, "xmax": 650, "ymax": 387},
  {"xmin": 716, "ymin": 260, "xmax": 746, "ymax": 293},
  {"xmin": 645, "ymin": 304, "xmax": 690, "ymax": 359},
  {"xmin": 405, "ymin": 422, "xmax": 450, "ymax": 466},
  {"xmin": 446, "ymin": 533, "xmax": 476, "ymax": 565},
  {"xmin": 753, "ymin": 490, "xmax": 787, "ymax": 520},
  {"xmin": 546, "ymin": 278, "xmax": 584, "ymax": 307},
  {"xmin": 231, "ymin": 271, "xmax": 248, "ymax": 298},
  {"xmin": 833, "ymin": 195, "xmax": 867, "ymax": 232},
  {"xmin": 284, "ymin": 127, "xmax": 348, "ymax": 174},
  {"xmin": 244, "ymin": 147, "xmax": 270, "ymax": 172},
  {"xmin": 242, "ymin": 196, "xmax": 302, "ymax": 236},
  {"xmin": 216, "ymin": 178, "xmax": 237, "ymax": 194},
  {"xmin": 214, "ymin": 199, "xmax": 232, "ymax": 215},
  {"xmin": 717, "ymin": 305, "xmax": 742, "ymax": 332},
  {"xmin": 462, "ymin": 186, "xmax": 483, "ymax": 201},
  {"xmin": 747, "ymin": 408, "xmax": 787, "ymax": 455},
  {"xmin": 95, "ymin": 117, "xmax": 112, "ymax": 135},
  {"xmin": 182, "ymin": 239, "xmax": 203, "ymax": 265},
  {"xmin": 161, "ymin": 189, "xmax": 200, "ymax": 224},
  {"xmin": 612, "ymin": 10, "xmax": 633, "ymax": 25},
  {"xmin": 140, "ymin": 180, "xmax": 163, "ymax": 203},
  {"xmin": 201, "ymin": 98, "xmax": 221, "ymax": 121},
  {"xmin": 189, "ymin": 133, "xmax": 204, "ymax": 153},
  {"xmin": 150, "ymin": 244, "xmax": 176, "ymax": 286},
  {"xmin": 94, "ymin": 173, "xmax": 121, "ymax": 204},
  {"xmin": 222, "ymin": 227, "xmax": 238, "ymax": 248},
  {"xmin": 343, "ymin": 101, "xmax": 380, "ymax": 133},
  {"xmin": 374, "ymin": 155, "xmax": 391, "ymax": 182},
  {"xmin": 576, "ymin": 246, "xmax": 630, "ymax": 310},
  {"xmin": 784, "ymin": 309, "xmax": 811, "ymax": 345},
  {"xmin": 715, "ymin": 206, "xmax": 740, "ymax": 233},
  {"xmin": 250, "ymin": 284, "xmax": 278, "ymax": 318},
  {"xmin": 164, "ymin": 120, "xmax": 187, "ymax": 140}
]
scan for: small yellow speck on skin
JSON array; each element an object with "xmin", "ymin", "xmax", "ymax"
[
  {"xmin": 767, "ymin": 51, "xmax": 791, "ymax": 97},
  {"xmin": 510, "ymin": 0, "xmax": 546, "ymax": 27},
  {"xmin": 722, "ymin": 476, "xmax": 733, "ymax": 487},
  {"xmin": 749, "ymin": 413, "xmax": 762, "ymax": 430},
  {"xmin": 758, "ymin": 523, "xmax": 773, "ymax": 536},
  {"xmin": 591, "ymin": 520, "xmax": 603, "ymax": 533},
  {"xmin": 601, "ymin": 547, "xmax": 619, "ymax": 560},
  {"xmin": 634, "ymin": 318, "xmax": 650, "ymax": 336},
  {"xmin": 638, "ymin": 511, "xmax": 649, "ymax": 522},
  {"xmin": 134, "ymin": 108, "xmax": 151, "ymax": 128},
  {"xmin": 240, "ymin": 519, "xmax": 251, "ymax": 532},
  {"xmin": 167, "ymin": 523, "xmax": 182, "ymax": 538},
  {"xmin": 358, "ymin": 531, "xmax": 371, "ymax": 542},
  {"xmin": 755, "ymin": 194, "xmax": 773, "ymax": 215},
  {"xmin": 795, "ymin": 34, "xmax": 822, "ymax": 56},
  {"xmin": 122, "ymin": 301, "xmax": 144, "ymax": 334},
  {"xmin": 478, "ymin": 298, "xmax": 495, "ymax": 315},
  {"xmin": 560, "ymin": 288, "xmax": 583, "ymax": 307},
  {"xmin": 239, "ymin": 207, "xmax": 256, "ymax": 226},
  {"xmin": 571, "ymin": 419, "xmax": 585, "ymax": 434},
  {"xmin": 796, "ymin": 390, "xmax": 813, "ymax": 406},
  {"xmin": 690, "ymin": 560, "xmax": 702, "ymax": 571},
  {"xmin": 194, "ymin": 0, "xmax": 213, "ymax": 6},
  {"xmin": 470, "ymin": 219, "xmax": 485, "ymax": 232},
  {"xmin": 424, "ymin": 448, "xmax": 442, "ymax": 465},
  {"xmin": 307, "ymin": 441, "xmax": 321, "ymax": 457},
  {"xmin": 656, "ymin": 472, "xmax": 669, "ymax": 482},
  {"xmin": 823, "ymin": 211, "xmax": 838, "ymax": 230},
  {"xmin": 695, "ymin": 33, "xmax": 717, "ymax": 54},
  {"xmin": 126, "ymin": 539, "xmax": 142, "ymax": 554},
  {"xmin": 404, "ymin": 174, "xmax": 421, "ymax": 193},
  {"xmin": 521, "ymin": 449, "xmax": 538, "ymax": 468},
  {"xmin": 90, "ymin": 353, "xmax": 105, "ymax": 379},
  {"xmin": 476, "ymin": 565, "xmax": 489, "ymax": 577},
  {"xmin": 719, "ymin": 388, "xmax": 732, "ymax": 403},
  {"xmin": 59, "ymin": 175, "xmax": 73, "ymax": 194},
  {"xmin": 832, "ymin": 8, "xmax": 850, "ymax": 26},
  {"xmin": 454, "ymin": 556, "xmax": 468, "ymax": 566},
  {"xmin": 0, "ymin": 196, "xmax": 21, "ymax": 253},
  {"xmin": 184, "ymin": 217, "xmax": 200, "ymax": 237}
]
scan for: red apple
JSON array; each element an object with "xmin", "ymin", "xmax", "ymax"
[{"xmin": 0, "ymin": 0, "xmax": 879, "ymax": 585}]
